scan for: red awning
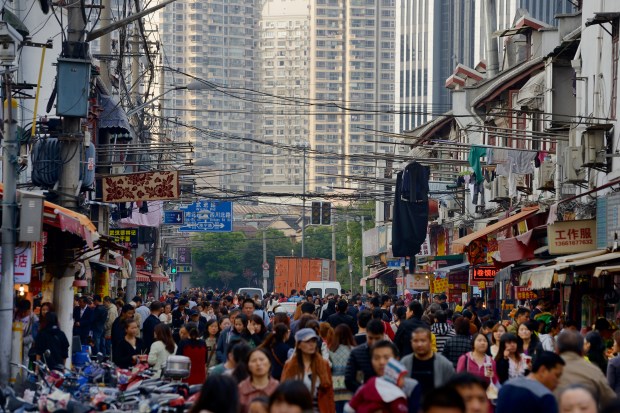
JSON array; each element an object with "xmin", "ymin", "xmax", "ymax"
[
  {"xmin": 0, "ymin": 183, "xmax": 99, "ymax": 249},
  {"xmin": 137, "ymin": 270, "xmax": 169, "ymax": 283},
  {"xmin": 136, "ymin": 273, "xmax": 150, "ymax": 282},
  {"xmin": 452, "ymin": 207, "xmax": 540, "ymax": 253}
]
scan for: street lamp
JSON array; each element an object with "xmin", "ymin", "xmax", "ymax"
[{"xmin": 126, "ymin": 80, "xmax": 212, "ymax": 117}]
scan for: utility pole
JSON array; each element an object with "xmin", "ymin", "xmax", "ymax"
[
  {"xmin": 347, "ymin": 215, "xmax": 352, "ymax": 293},
  {"xmin": 0, "ymin": 74, "xmax": 17, "ymax": 388},
  {"xmin": 301, "ymin": 143, "xmax": 307, "ymax": 257},
  {"xmin": 262, "ymin": 230, "xmax": 268, "ymax": 293},
  {"xmin": 125, "ymin": 27, "xmax": 141, "ymax": 301},
  {"xmin": 331, "ymin": 204, "xmax": 336, "ymax": 262},
  {"xmin": 55, "ymin": 0, "xmax": 88, "ymax": 359},
  {"xmin": 360, "ymin": 215, "xmax": 365, "ymax": 283}
]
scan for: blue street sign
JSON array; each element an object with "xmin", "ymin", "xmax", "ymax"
[
  {"xmin": 178, "ymin": 201, "xmax": 233, "ymax": 232},
  {"xmin": 164, "ymin": 210, "xmax": 184, "ymax": 225}
]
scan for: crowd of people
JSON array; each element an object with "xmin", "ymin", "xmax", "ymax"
[{"xmin": 16, "ymin": 287, "xmax": 620, "ymax": 413}]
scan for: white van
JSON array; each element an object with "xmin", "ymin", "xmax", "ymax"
[
  {"xmin": 305, "ymin": 281, "xmax": 341, "ymax": 298},
  {"xmin": 237, "ymin": 287, "xmax": 264, "ymax": 300}
]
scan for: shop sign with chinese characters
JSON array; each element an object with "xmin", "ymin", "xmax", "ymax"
[
  {"xmin": 109, "ymin": 228, "xmax": 138, "ymax": 249},
  {"xmin": 514, "ymin": 286, "xmax": 537, "ymax": 300},
  {"xmin": 0, "ymin": 247, "xmax": 32, "ymax": 284},
  {"xmin": 470, "ymin": 266, "xmax": 497, "ymax": 286},
  {"xmin": 547, "ymin": 219, "xmax": 596, "ymax": 255}
]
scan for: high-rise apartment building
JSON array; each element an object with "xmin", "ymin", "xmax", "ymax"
[
  {"xmin": 260, "ymin": 0, "xmax": 399, "ymax": 193},
  {"xmin": 159, "ymin": 1, "xmax": 260, "ymax": 192},
  {"xmin": 258, "ymin": 0, "xmax": 310, "ymax": 193},
  {"xmin": 308, "ymin": 0, "xmax": 396, "ymax": 191},
  {"xmin": 396, "ymin": 0, "xmax": 575, "ymax": 131}
]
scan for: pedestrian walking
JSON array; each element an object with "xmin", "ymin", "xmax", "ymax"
[
  {"xmin": 148, "ymin": 323, "xmax": 177, "ymax": 378},
  {"xmin": 456, "ymin": 333, "xmax": 498, "ymax": 386},
  {"xmin": 402, "ymin": 327, "xmax": 455, "ymax": 397},
  {"xmin": 33, "ymin": 312, "xmax": 69, "ymax": 369},
  {"xmin": 329, "ymin": 324, "xmax": 356, "ymax": 413},
  {"xmin": 259, "ymin": 324, "xmax": 291, "ymax": 381},
  {"xmin": 442, "ymin": 317, "xmax": 473, "ymax": 368},
  {"xmin": 496, "ymin": 351, "xmax": 565, "ymax": 413},
  {"xmin": 554, "ymin": 330, "xmax": 616, "ymax": 407},
  {"xmin": 113, "ymin": 319, "xmax": 146, "ymax": 369},
  {"xmin": 238, "ymin": 348, "xmax": 279, "ymax": 413},
  {"xmin": 495, "ymin": 332, "xmax": 527, "ymax": 384},
  {"xmin": 176, "ymin": 322, "xmax": 208, "ymax": 385},
  {"xmin": 281, "ymin": 328, "xmax": 336, "ymax": 413},
  {"xmin": 607, "ymin": 330, "xmax": 620, "ymax": 396},
  {"xmin": 103, "ymin": 296, "xmax": 117, "ymax": 356}
]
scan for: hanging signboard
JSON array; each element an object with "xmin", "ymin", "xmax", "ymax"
[
  {"xmin": 407, "ymin": 274, "xmax": 430, "ymax": 290},
  {"xmin": 514, "ymin": 286, "xmax": 538, "ymax": 300},
  {"xmin": 0, "ymin": 247, "xmax": 32, "ymax": 284},
  {"xmin": 547, "ymin": 219, "xmax": 596, "ymax": 255},
  {"xmin": 103, "ymin": 171, "xmax": 180, "ymax": 202},
  {"xmin": 470, "ymin": 265, "xmax": 497, "ymax": 286}
]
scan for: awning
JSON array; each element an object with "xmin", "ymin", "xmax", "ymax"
[
  {"xmin": 0, "ymin": 183, "xmax": 98, "ymax": 249},
  {"xmin": 90, "ymin": 260, "xmax": 122, "ymax": 272},
  {"xmin": 555, "ymin": 249, "xmax": 607, "ymax": 264},
  {"xmin": 555, "ymin": 252, "xmax": 620, "ymax": 271},
  {"xmin": 136, "ymin": 273, "xmax": 150, "ymax": 282},
  {"xmin": 517, "ymin": 71, "xmax": 545, "ymax": 110},
  {"xmin": 435, "ymin": 262, "xmax": 468, "ymax": 275},
  {"xmin": 520, "ymin": 251, "xmax": 620, "ymax": 288},
  {"xmin": 98, "ymin": 94, "xmax": 133, "ymax": 137},
  {"xmin": 520, "ymin": 257, "xmax": 556, "ymax": 266},
  {"xmin": 368, "ymin": 267, "xmax": 394, "ymax": 280},
  {"xmin": 520, "ymin": 266, "xmax": 556, "ymax": 289},
  {"xmin": 138, "ymin": 270, "xmax": 169, "ymax": 283},
  {"xmin": 452, "ymin": 207, "xmax": 540, "ymax": 253},
  {"xmin": 494, "ymin": 264, "xmax": 513, "ymax": 284},
  {"xmin": 594, "ymin": 266, "xmax": 620, "ymax": 277}
]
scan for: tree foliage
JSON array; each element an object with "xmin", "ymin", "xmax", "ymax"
[{"xmin": 189, "ymin": 202, "xmax": 375, "ymax": 293}]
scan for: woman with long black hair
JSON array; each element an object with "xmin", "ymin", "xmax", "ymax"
[
  {"xmin": 189, "ymin": 374, "xmax": 240, "ymax": 413},
  {"xmin": 176, "ymin": 322, "xmax": 208, "ymax": 385},
  {"xmin": 113, "ymin": 318, "xmax": 146, "ymax": 369},
  {"xmin": 148, "ymin": 323, "xmax": 177, "ymax": 378},
  {"xmin": 259, "ymin": 323, "xmax": 291, "ymax": 380},
  {"xmin": 33, "ymin": 312, "xmax": 69, "ymax": 369}
]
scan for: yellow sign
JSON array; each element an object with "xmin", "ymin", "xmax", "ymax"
[
  {"xmin": 434, "ymin": 278, "xmax": 448, "ymax": 293},
  {"xmin": 478, "ymin": 281, "xmax": 486, "ymax": 289},
  {"xmin": 547, "ymin": 219, "xmax": 596, "ymax": 255}
]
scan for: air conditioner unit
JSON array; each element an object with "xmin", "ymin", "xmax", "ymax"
[
  {"xmin": 582, "ymin": 128, "xmax": 606, "ymax": 167},
  {"xmin": 491, "ymin": 176, "xmax": 509, "ymax": 201},
  {"xmin": 537, "ymin": 160, "xmax": 555, "ymax": 190},
  {"xmin": 564, "ymin": 146, "xmax": 586, "ymax": 182},
  {"xmin": 515, "ymin": 174, "xmax": 531, "ymax": 194},
  {"xmin": 437, "ymin": 205, "xmax": 449, "ymax": 224}
]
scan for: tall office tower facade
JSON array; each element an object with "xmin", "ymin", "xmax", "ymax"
[
  {"xmin": 159, "ymin": 1, "xmax": 260, "ymax": 192},
  {"xmin": 258, "ymin": 0, "xmax": 310, "ymax": 193},
  {"xmin": 308, "ymin": 0, "xmax": 396, "ymax": 191},
  {"xmin": 396, "ymin": 0, "xmax": 575, "ymax": 131}
]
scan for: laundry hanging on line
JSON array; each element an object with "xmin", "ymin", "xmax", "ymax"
[{"xmin": 392, "ymin": 161, "xmax": 430, "ymax": 273}]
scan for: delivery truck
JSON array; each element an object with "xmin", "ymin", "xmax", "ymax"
[{"xmin": 274, "ymin": 257, "xmax": 336, "ymax": 295}]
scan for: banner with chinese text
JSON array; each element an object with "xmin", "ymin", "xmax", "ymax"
[{"xmin": 547, "ymin": 219, "xmax": 596, "ymax": 255}]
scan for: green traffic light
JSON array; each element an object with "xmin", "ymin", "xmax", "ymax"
[{"xmin": 171, "ymin": 267, "xmax": 177, "ymax": 274}]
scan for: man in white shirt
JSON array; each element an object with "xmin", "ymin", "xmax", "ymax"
[{"xmin": 133, "ymin": 296, "xmax": 150, "ymax": 330}]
